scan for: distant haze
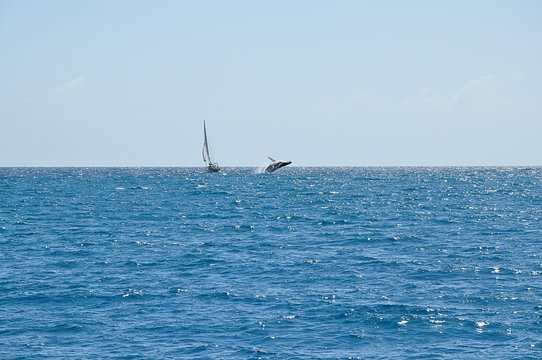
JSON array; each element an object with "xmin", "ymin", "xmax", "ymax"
[{"xmin": 1, "ymin": 1, "xmax": 541, "ymax": 166}]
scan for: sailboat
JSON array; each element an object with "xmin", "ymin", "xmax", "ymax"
[{"xmin": 202, "ymin": 120, "xmax": 220, "ymax": 172}]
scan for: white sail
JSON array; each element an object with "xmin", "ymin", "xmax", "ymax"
[
  {"xmin": 202, "ymin": 121, "xmax": 212, "ymax": 165},
  {"xmin": 202, "ymin": 120, "xmax": 219, "ymax": 172}
]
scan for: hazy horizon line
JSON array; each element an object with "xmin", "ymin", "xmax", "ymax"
[{"xmin": 1, "ymin": 165, "xmax": 540, "ymax": 169}]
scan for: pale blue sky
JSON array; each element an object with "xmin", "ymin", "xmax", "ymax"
[{"xmin": 1, "ymin": 0, "xmax": 541, "ymax": 166}]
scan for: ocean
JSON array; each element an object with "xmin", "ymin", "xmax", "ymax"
[{"xmin": 0, "ymin": 167, "xmax": 540, "ymax": 359}]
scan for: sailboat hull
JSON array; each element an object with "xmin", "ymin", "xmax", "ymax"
[{"xmin": 206, "ymin": 164, "xmax": 220, "ymax": 172}]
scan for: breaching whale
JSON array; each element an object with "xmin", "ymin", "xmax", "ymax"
[{"xmin": 264, "ymin": 157, "xmax": 292, "ymax": 173}]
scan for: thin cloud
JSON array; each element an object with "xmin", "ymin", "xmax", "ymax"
[
  {"xmin": 406, "ymin": 75, "xmax": 502, "ymax": 109},
  {"xmin": 55, "ymin": 76, "xmax": 85, "ymax": 91},
  {"xmin": 352, "ymin": 90, "xmax": 369, "ymax": 100}
]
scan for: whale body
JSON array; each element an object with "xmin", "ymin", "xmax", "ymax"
[{"xmin": 264, "ymin": 157, "xmax": 292, "ymax": 173}]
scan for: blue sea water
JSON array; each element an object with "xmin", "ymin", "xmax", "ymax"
[{"xmin": 0, "ymin": 167, "xmax": 541, "ymax": 359}]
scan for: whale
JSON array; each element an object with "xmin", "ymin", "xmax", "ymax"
[{"xmin": 264, "ymin": 157, "xmax": 292, "ymax": 173}]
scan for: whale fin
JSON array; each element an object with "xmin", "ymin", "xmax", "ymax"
[{"xmin": 268, "ymin": 157, "xmax": 276, "ymax": 162}]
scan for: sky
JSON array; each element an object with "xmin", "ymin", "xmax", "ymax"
[{"xmin": 1, "ymin": 0, "xmax": 541, "ymax": 167}]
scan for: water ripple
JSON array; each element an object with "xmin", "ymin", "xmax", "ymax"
[{"xmin": 0, "ymin": 167, "xmax": 541, "ymax": 359}]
